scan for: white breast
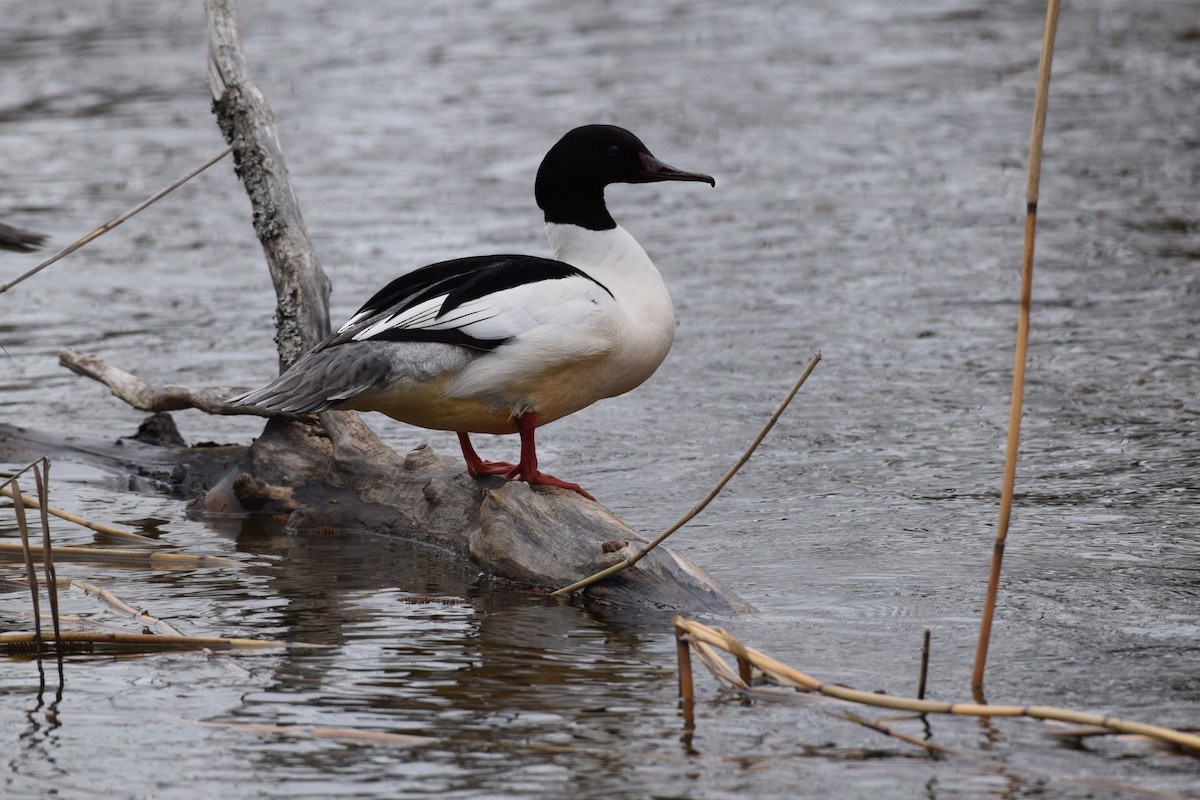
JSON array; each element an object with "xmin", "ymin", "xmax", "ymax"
[
  {"xmin": 443, "ymin": 223, "xmax": 676, "ymax": 425},
  {"xmin": 545, "ymin": 222, "xmax": 677, "ymax": 395}
]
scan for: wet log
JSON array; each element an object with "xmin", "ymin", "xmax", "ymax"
[{"xmin": 0, "ymin": 408, "xmax": 751, "ymax": 614}]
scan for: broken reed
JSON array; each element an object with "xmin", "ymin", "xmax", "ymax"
[
  {"xmin": 32, "ymin": 463, "xmax": 65, "ymax": 684},
  {"xmin": 0, "ymin": 476, "xmax": 237, "ymax": 568},
  {"xmin": 675, "ymin": 617, "xmax": 1200, "ymax": 753},
  {"xmin": 1, "ymin": 485, "xmax": 155, "ymax": 542},
  {"xmin": 0, "ymin": 577, "xmax": 326, "ymax": 656},
  {"xmin": 0, "ymin": 542, "xmax": 238, "ymax": 566},
  {"xmin": 0, "ymin": 631, "xmax": 318, "ymax": 654}
]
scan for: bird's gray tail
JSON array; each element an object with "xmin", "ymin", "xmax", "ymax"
[{"xmin": 227, "ymin": 345, "xmax": 385, "ymax": 414}]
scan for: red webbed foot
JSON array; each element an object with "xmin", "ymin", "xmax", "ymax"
[
  {"xmin": 457, "ymin": 416, "xmax": 597, "ymax": 501},
  {"xmin": 506, "ymin": 412, "xmax": 596, "ymax": 501},
  {"xmin": 504, "ymin": 465, "xmax": 596, "ymax": 501},
  {"xmin": 458, "ymin": 432, "xmax": 516, "ymax": 477}
]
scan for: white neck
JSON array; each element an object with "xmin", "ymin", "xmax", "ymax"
[
  {"xmin": 545, "ymin": 222, "xmax": 672, "ymax": 310},
  {"xmin": 544, "ymin": 222, "xmax": 677, "ymax": 397}
]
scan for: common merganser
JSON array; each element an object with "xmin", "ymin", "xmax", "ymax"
[{"xmin": 230, "ymin": 124, "xmax": 714, "ymax": 500}]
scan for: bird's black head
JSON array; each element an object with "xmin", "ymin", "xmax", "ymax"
[{"xmin": 535, "ymin": 124, "xmax": 715, "ymax": 231}]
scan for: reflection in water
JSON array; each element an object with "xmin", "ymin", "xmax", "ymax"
[
  {"xmin": 216, "ymin": 523, "xmax": 687, "ymax": 794},
  {"xmin": 11, "ymin": 691, "xmax": 64, "ymax": 795}
]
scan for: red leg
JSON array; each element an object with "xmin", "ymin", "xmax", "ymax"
[
  {"xmin": 505, "ymin": 412, "xmax": 595, "ymax": 501},
  {"xmin": 457, "ymin": 432, "xmax": 515, "ymax": 476}
]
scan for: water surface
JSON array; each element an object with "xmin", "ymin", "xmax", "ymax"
[{"xmin": 2, "ymin": 1, "xmax": 1198, "ymax": 797}]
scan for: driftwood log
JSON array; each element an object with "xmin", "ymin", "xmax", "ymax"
[
  {"xmin": 1, "ymin": 0, "xmax": 751, "ymax": 614},
  {"xmin": 0, "ymin": 410, "xmax": 749, "ymax": 614}
]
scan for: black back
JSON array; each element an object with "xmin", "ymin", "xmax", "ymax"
[{"xmin": 325, "ymin": 254, "xmax": 611, "ymax": 352}]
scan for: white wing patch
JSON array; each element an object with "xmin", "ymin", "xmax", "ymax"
[{"xmin": 344, "ymin": 278, "xmax": 612, "ymax": 347}]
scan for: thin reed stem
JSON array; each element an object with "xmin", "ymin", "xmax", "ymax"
[
  {"xmin": 552, "ymin": 352, "xmax": 821, "ymax": 597},
  {"xmin": 918, "ymin": 629, "xmax": 930, "ymax": 700},
  {"xmin": 0, "ymin": 147, "xmax": 232, "ymax": 295},
  {"xmin": 0, "ymin": 631, "xmax": 325, "ymax": 653},
  {"xmin": 33, "ymin": 462, "xmax": 66, "ymax": 685},
  {"xmin": 11, "ymin": 477, "xmax": 45, "ymax": 680},
  {"xmin": 971, "ymin": 0, "xmax": 1061, "ymax": 699}
]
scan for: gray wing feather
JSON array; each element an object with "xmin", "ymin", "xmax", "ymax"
[{"xmin": 229, "ymin": 340, "xmax": 478, "ymax": 414}]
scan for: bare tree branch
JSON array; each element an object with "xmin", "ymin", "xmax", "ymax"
[
  {"xmin": 59, "ymin": 348, "xmax": 272, "ymax": 418},
  {"xmin": 206, "ymin": 0, "xmax": 331, "ymax": 370}
]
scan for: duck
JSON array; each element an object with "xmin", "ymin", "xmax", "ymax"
[{"xmin": 229, "ymin": 124, "xmax": 715, "ymax": 500}]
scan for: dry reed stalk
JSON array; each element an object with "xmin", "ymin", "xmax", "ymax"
[
  {"xmin": 675, "ymin": 624, "xmax": 696, "ymax": 730},
  {"xmin": 693, "ymin": 639, "xmax": 748, "ymax": 688},
  {"xmin": 675, "ymin": 618, "xmax": 1200, "ymax": 753},
  {"xmin": 1041, "ymin": 723, "xmax": 1180, "ymax": 743},
  {"xmin": 552, "ymin": 352, "xmax": 821, "ymax": 596},
  {"xmin": 838, "ymin": 712, "xmax": 1184, "ymax": 800},
  {"xmin": 0, "ymin": 542, "xmax": 238, "ymax": 566},
  {"xmin": 971, "ymin": 0, "xmax": 1061, "ymax": 698},
  {"xmin": 0, "ymin": 485, "xmax": 157, "ymax": 543},
  {"xmin": 32, "ymin": 462, "xmax": 66, "ymax": 685},
  {"xmin": 1, "ymin": 577, "xmax": 72, "ymax": 591},
  {"xmin": 689, "ymin": 656, "xmax": 1000, "ymax": 766},
  {"xmin": 10, "ymin": 476, "xmax": 46, "ymax": 677},
  {"xmin": 840, "ymin": 710, "xmax": 977, "ymax": 761},
  {"xmin": 0, "ymin": 631, "xmax": 325, "ymax": 653},
  {"xmin": 0, "ymin": 146, "xmax": 233, "ymax": 296},
  {"xmin": 720, "ymin": 680, "xmax": 1200, "ymax": 797},
  {"xmin": 675, "ymin": 627, "xmax": 695, "ymax": 696}
]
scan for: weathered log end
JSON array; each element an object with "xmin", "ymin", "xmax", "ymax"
[{"xmin": 475, "ymin": 483, "xmax": 754, "ymax": 614}]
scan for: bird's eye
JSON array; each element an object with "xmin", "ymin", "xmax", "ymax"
[{"xmin": 608, "ymin": 145, "xmax": 621, "ymax": 158}]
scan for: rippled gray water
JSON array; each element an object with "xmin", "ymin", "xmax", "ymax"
[{"xmin": 2, "ymin": 1, "xmax": 1198, "ymax": 797}]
